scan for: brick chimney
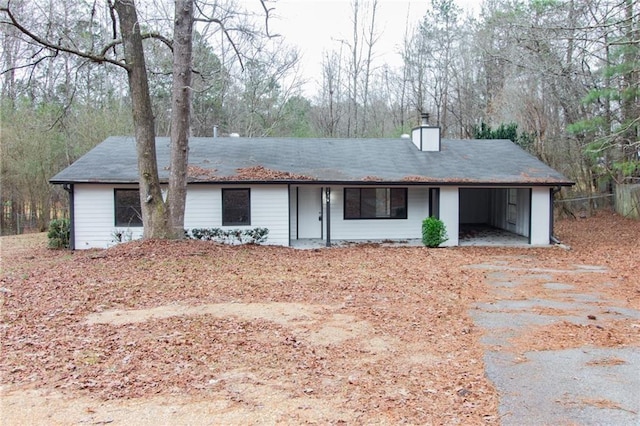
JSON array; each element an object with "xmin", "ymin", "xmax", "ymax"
[{"xmin": 411, "ymin": 112, "xmax": 441, "ymax": 151}]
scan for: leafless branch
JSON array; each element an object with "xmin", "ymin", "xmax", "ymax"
[
  {"xmin": 107, "ymin": 0, "xmax": 118, "ymax": 56},
  {"xmin": 99, "ymin": 33, "xmax": 173, "ymax": 57},
  {"xmin": 194, "ymin": 15, "xmax": 245, "ymax": 71},
  {"xmin": 259, "ymin": 0, "xmax": 280, "ymax": 38},
  {"xmin": 0, "ymin": 51, "xmax": 57, "ymax": 76},
  {"xmin": 0, "ymin": 3, "xmax": 125, "ymax": 68}
]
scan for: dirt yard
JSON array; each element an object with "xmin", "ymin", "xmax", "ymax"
[{"xmin": 1, "ymin": 212, "xmax": 638, "ymax": 424}]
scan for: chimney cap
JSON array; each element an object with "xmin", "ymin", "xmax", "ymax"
[{"xmin": 421, "ymin": 112, "xmax": 430, "ymax": 125}]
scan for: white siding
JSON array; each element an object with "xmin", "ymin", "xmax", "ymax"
[
  {"xmin": 184, "ymin": 184, "xmax": 289, "ymax": 246},
  {"xmin": 289, "ymin": 186, "xmax": 297, "ymax": 240},
  {"xmin": 249, "ymin": 185, "xmax": 289, "ymax": 246},
  {"xmin": 184, "ymin": 186, "xmax": 220, "ymax": 228},
  {"xmin": 530, "ymin": 187, "xmax": 551, "ymax": 245},
  {"xmin": 73, "ymin": 184, "xmax": 289, "ymax": 249},
  {"xmin": 72, "ymin": 182, "xmax": 548, "ymax": 249},
  {"xmin": 516, "ymin": 189, "xmax": 531, "ymax": 237},
  {"xmin": 487, "ymin": 188, "xmax": 530, "ymax": 237},
  {"xmin": 328, "ymin": 186, "xmax": 429, "ymax": 240},
  {"xmin": 439, "ymin": 186, "xmax": 459, "ymax": 246},
  {"xmin": 74, "ymin": 184, "xmax": 143, "ymax": 249}
]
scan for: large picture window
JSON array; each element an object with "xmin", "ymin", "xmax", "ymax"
[
  {"xmin": 222, "ymin": 188, "xmax": 251, "ymax": 226},
  {"xmin": 114, "ymin": 189, "xmax": 142, "ymax": 227},
  {"xmin": 344, "ymin": 188, "xmax": 407, "ymax": 219}
]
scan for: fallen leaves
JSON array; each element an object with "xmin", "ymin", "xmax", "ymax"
[
  {"xmin": 0, "ymin": 239, "xmax": 496, "ymax": 423},
  {"xmin": 230, "ymin": 166, "xmax": 315, "ymax": 181},
  {"xmin": 0, "ymin": 211, "xmax": 638, "ymax": 424}
]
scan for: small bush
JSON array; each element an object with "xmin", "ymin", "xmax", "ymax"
[
  {"xmin": 189, "ymin": 227, "xmax": 269, "ymax": 244},
  {"xmin": 47, "ymin": 218, "xmax": 70, "ymax": 249},
  {"xmin": 422, "ymin": 217, "xmax": 448, "ymax": 248},
  {"xmin": 190, "ymin": 228, "xmax": 223, "ymax": 241},
  {"xmin": 243, "ymin": 227, "xmax": 269, "ymax": 244}
]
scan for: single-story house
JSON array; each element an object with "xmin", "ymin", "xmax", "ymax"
[{"xmin": 50, "ymin": 117, "xmax": 573, "ymax": 249}]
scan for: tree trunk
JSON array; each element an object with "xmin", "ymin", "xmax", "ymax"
[
  {"xmin": 167, "ymin": 0, "xmax": 194, "ymax": 238},
  {"xmin": 114, "ymin": 0, "xmax": 169, "ymax": 239}
]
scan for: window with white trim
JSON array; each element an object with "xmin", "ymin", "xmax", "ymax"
[
  {"xmin": 114, "ymin": 189, "xmax": 142, "ymax": 227},
  {"xmin": 222, "ymin": 188, "xmax": 251, "ymax": 226},
  {"xmin": 344, "ymin": 188, "xmax": 407, "ymax": 219}
]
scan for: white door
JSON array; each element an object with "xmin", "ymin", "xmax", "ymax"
[{"xmin": 298, "ymin": 187, "xmax": 322, "ymax": 238}]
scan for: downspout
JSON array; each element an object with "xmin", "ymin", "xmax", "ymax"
[
  {"xmin": 288, "ymin": 184, "xmax": 292, "ymax": 247},
  {"xmin": 550, "ymin": 186, "xmax": 561, "ymax": 244},
  {"xmin": 63, "ymin": 183, "xmax": 75, "ymax": 250},
  {"xmin": 325, "ymin": 187, "xmax": 331, "ymax": 247},
  {"xmin": 295, "ymin": 186, "xmax": 299, "ymax": 241}
]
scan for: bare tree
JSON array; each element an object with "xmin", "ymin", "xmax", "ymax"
[
  {"xmin": 167, "ymin": 0, "xmax": 194, "ymax": 237},
  {"xmin": 405, "ymin": 0, "xmax": 462, "ymax": 135},
  {"xmin": 314, "ymin": 50, "xmax": 346, "ymax": 137},
  {"xmin": 1, "ymin": 0, "xmax": 273, "ymax": 239},
  {"xmin": 112, "ymin": 0, "xmax": 168, "ymax": 238}
]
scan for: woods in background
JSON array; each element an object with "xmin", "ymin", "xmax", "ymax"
[{"xmin": 1, "ymin": 0, "xmax": 638, "ymax": 234}]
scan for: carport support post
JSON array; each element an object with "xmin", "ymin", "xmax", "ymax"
[{"xmin": 325, "ymin": 187, "xmax": 331, "ymax": 247}]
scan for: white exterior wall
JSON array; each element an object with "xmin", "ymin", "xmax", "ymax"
[
  {"xmin": 73, "ymin": 183, "xmax": 289, "ymax": 249},
  {"xmin": 183, "ymin": 184, "xmax": 289, "ymax": 246},
  {"xmin": 486, "ymin": 188, "xmax": 530, "ymax": 237},
  {"xmin": 410, "ymin": 127, "xmax": 440, "ymax": 151},
  {"xmin": 439, "ymin": 186, "xmax": 459, "ymax": 246},
  {"xmin": 459, "ymin": 188, "xmax": 490, "ymax": 224},
  {"xmin": 73, "ymin": 182, "xmax": 548, "ymax": 249},
  {"xmin": 74, "ymin": 184, "xmax": 144, "ymax": 249},
  {"xmin": 530, "ymin": 187, "xmax": 551, "ymax": 245},
  {"xmin": 183, "ymin": 185, "xmax": 220, "ymax": 228},
  {"xmin": 247, "ymin": 185, "xmax": 289, "ymax": 246},
  {"xmin": 289, "ymin": 186, "xmax": 297, "ymax": 240},
  {"xmin": 328, "ymin": 186, "xmax": 429, "ymax": 240}
]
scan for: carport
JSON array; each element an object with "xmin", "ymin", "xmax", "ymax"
[{"xmin": 459, "ymin": 187, "xmax": 532, "ymax": 245}]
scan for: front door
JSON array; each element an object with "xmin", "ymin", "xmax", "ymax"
[{"xmin": 298, "ymin": 187, "xmax": 322, "ymax": 239}]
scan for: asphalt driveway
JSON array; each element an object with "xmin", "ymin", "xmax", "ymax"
[{"xmin": 469, "ymin": 258, "xmax": 640, "ymax": 425}]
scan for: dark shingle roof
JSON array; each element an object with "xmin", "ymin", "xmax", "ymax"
[{"xmin": 50, "ymin": 136, "xmax": 573, "ymax": 186}]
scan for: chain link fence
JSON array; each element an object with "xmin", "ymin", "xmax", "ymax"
[{"xmin": 553, "ymin": 191, "xmax": 614, "ymax": 220}]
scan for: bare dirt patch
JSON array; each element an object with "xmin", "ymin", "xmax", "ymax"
[
  {"xmin": 1, "ymin": 211, "xmax": 638, "ymax": 424},
  {"xmin": 1, "ymin": 234, "xmax": 495, "ymax": 424}
]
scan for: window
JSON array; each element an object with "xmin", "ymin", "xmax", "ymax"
[
  {"xmin": 114, "ymin": 189, "xmax": 142, "ymax": 227},
  {"xmin": 344, "ymin": 188, "xmax": 407, "ymax": 219},
  {"xmin": 222, "ymin": 188, "xmax": 251, "ymax": 226},
  {"xmin": 429, "ymin": 188, "xmax": 440, "ymax": 219}
]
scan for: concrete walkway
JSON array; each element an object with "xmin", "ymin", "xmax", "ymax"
[
  {"xmin": 469, "ymin": 259, "xmax": 640, "ymax": 425},
  {"xmin": 290, "ymin": 228, "xmax": 529, "ymax": 249}
]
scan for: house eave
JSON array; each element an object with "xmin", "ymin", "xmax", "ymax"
[{"xmin": 51, "ymin": 178, "xmax": 575, "ymax": 187}]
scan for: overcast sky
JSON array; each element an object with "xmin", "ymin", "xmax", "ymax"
[{"xmin": 268, "ymin": 0, "xmax": 482, "ymax": 95}]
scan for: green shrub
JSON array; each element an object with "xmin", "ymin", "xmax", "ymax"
[
  {"xmin": 190, "ymin": 228, "xmax": 223, "ymax": 241},
  {"xmin": 47, "ymin": 218, "xmax": 70, "ymax": 249},
  {"xmin": 422, "ymin": 217, "xmax": 448, "ymax": 248},
  {"xmin": 242, "ymin": 227, "xmax": 269, "ymax": 244},
  {"xmin": 189, "ymin": 227, "xmax": 269, "ymax": 244}
]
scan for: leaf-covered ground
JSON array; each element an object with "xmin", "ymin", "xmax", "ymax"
[{"xmin": 1, "ymin": 211, "xmax": 638, "ymax": 424}]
